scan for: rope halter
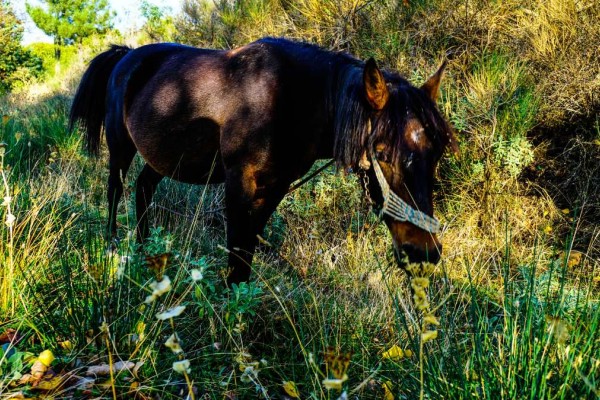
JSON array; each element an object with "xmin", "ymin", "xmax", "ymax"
[{"xmin": 367, "ymin": 146, "xmax": 441, "ymax": 234}]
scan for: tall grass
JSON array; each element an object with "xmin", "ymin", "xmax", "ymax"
[{"xmin": 1, "ymin": 0, "xmax": 599, "ymax": 398}]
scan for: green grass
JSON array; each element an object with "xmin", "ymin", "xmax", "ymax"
[
  {"xmin": 1, "ymin": 0, "xmax": 599, "ymax": 397},
  {"xmin": 0, "ymin": 115, "xmax": 598, "ymax": 397}
]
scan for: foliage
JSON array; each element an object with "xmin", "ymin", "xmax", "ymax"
[
  {"xmin": 26, "ymin": 0, "xmax": 114, "ymax": 57},
  {"xmin": 1, "ymin": 0, "xmax": 599, "ymax": 398},
  {"xmin": 0, "ymin": 1, "xmax": 44, "ymax": 94},
  {"xmin": 139, "ymin": 0, "xmax": 175, "ymax": 42}
]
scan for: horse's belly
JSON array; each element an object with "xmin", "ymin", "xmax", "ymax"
[{"xmin": 130, "ymin": 118, "xmax": 225, "ymax": 184}]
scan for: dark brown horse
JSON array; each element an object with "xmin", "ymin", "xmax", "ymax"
[{"xmin": 69, "ymin": 38, "xmax": 456, "ymax": 285}]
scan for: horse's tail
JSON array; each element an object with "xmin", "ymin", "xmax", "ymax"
[{"xmin": 69, "ymin": 45, "xmax": 132, "ymax": 156}]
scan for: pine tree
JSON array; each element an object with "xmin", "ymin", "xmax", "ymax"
[
  {"xmin": 0, "ymin": 1, "xmax": 43, "ymax": 93},
  {"xmin": 26, "ymin": 0, "xmax": 114, "ymax": 58}
]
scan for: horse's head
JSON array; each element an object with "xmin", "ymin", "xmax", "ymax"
[{"xmin": 358, "ymin": 59, "xmax": 457, "ymax": 268}]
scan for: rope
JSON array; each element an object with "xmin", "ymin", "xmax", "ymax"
[
  {"xmin": 287, "ymin": 160, "xmax": 335, "ymax": 194},
  {"xmin": 369, "ymin": 147, "xmax": 440, "ymax": 233}
]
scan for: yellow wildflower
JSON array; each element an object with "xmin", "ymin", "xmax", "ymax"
[
  {"xmin": 421, "ymin": 330, "xmax": 438, "ymax": 343},
  {"xmin": 382, "ymin": 344, "xmax": 404, "ymax": 361},
  {"xmin": 38, "ymin": 350, "xmax": 55, "ymax": 367}
]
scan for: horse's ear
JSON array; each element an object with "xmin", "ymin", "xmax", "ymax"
[
  {"xmin": 363, "ymin": 58, "xmax": 389, "ymax": 110},
  {"xmin": 421, "ymin": 61, "xmax": 447, "ymax": 102}
]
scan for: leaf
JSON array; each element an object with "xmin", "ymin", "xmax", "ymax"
[
  {"xmin": 145, "ymin": 253, "xmax": 171, "ymax": 279},
  {"xmin": 30, "ymin": 360, "xmax": 48, "ymax": 383},
  {"xmin": 423, "ymin": 313, "xmax": 440, "ymax": 326},
  {"xmin": 282, "ymin": 381, "xmax": 300, "ymax": 398},
  {"xmin": 323, "ymin": 347, "xmax": 352, "ymax": 379},
  {"xmin": 86, "ymin": 361, "xmax": 135, "ymax": 376},
  {"xmin": 32, "ymin": 371, "xmax": 66, "ymax": 391},
  {"xmin": 173, "ymin": 359, "xmax": 191, "ymax": 374},
  {"xmin": 322, "ymin": 376, "xmax": 347, "ymax": 390},
  {"xmin": 0, "ymin": 328, "xmax": 22, "ymax": 345},
  {"xmin": 559, "ymin": 250, "xmax": 583, "ymax": 268}
]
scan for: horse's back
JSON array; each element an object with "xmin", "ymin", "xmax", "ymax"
[{"xmin": 112, "ymin": 39, "xmax": 333, "ymax": 184}]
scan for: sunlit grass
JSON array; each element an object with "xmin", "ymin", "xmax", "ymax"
[{"xmin": 1, "ymin": 0, "xmax": 599, "ymax": 397}]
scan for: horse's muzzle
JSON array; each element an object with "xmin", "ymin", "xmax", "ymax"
[{"xmin": 397, "ymin": 242, "xmax": 441, "ymax": 265}]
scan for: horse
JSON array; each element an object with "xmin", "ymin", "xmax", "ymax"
[{"xmin": 69, "ymin": 38, "xmax": 457, "ymax": 285}]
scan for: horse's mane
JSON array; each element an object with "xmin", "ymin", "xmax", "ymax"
[{"xmin": 330, "ymin": 60, "xmax": 453, "ymax": 169}]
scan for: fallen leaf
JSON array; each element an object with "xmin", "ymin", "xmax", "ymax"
[
  {"xmin": 73, "ymin": 376, "xmax": 95, "ymax": 390},
  {"xmin": 30, "ymin": 360, "xmax": 48, "ymax": 383},
  {"xmin": 282, "ymin": 380, "xmax": 300, "ymax": 398},
  {"xmin": 422, "ymin": 330, "xmax": 438, "ymax": 343},
  {"xmin": 559, "ymin": 250, "xmax": 583, "ymax": 268},
  {"xmin": 0, "ymin": 329, "xmax": 22, "ymax": 345},
  {"xmin": 86, "ymin": 361, "xmax": 135, "ymax": 376},
  {"xmin": 4, "ymin": 391, "xmax": 25, "ymax": 399},
  {"xmin": 18, "ymin": 374, "xmax": 32, "ymax": 385},
  {"xmin": 32, "ymin": 371, "xmax": 66, "ymax": 391},
  {"xmin": 132, "ymin": 361, "xmax": 144, "ymax": 380}
]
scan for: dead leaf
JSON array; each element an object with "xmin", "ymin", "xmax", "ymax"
[
  {"xmin": 0, "ymin": 329, "xmax": 23, "ymax": 345},
  {"xmin": 18, "ymin": 374, "xmax": 32, "ymax": 385},
  {"xmin": 31, "ymin": 370, "xmax": 66, "ymax": 391},
  {"xmin": 132, "ymin": 361, "xmax": 144, "ymax": 380},
  {"xmin": 73, "ymin": 376, "xmax": 95, "ymax": 390},
  {"xmin": 4, "ymin": 391, "xmax": 25, "ymax": 399},
  {"xmin": 86, "ymin": 360, "xmax": 135, "ymax": 376},
  {"xmin": 30, "ymin": 360, "xmax": 48, "ymax": 384},
  {"xmin": 145, "ymin": 253, "xmax": 171, "ymax": 279},
  {"xmin": 224, "ymin": 391, "xmax": 238, "ymax": 400}
]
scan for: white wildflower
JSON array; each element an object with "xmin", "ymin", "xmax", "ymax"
[
  {"xmin": 172, "ymin": 359, "xmax": 190, "ymax": 374},
  {"xmin": 5, "ymin": 213, "xmax": 15, "ymax": 227},
  {"xmin": 190, "ymin": 269, "xmax": 203, "ymax": 282},
  {"xmin": 1, "ymin": 196, "xmax": 11, "ymax": 206},
  {"xmin": 145, "ymin": 275, "xmax": 172, "ymax": 303},
  {"xmin": 156, "ymin": 305, "xmax": 186, "ymax": 320}
]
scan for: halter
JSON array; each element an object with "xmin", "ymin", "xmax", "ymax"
[{"xmin": 360, "ymin": 121, "xmax": 441, "ymax": 234}]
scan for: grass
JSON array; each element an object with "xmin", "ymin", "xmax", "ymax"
[{"xmin": 1, "ymin": 0, "xmax": 599, "ymax": 398}]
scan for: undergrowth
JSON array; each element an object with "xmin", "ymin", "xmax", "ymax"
[{"xmin": 1, "ymin": 0, "xmax": 599, "ymax": 398}]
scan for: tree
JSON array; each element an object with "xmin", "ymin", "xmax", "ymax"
[
  {"xmin": 0, "ymin": 1, "xmax": 43, "ymax": 93},
  {"xmin": 140, "ymin": 0, "xmax": 175, "ymax": 42},
  {"xmin": 26, "ymin": 0, "xmax": 114, "ymax": 58}
]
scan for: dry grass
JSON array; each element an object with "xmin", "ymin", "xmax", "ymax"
[{"xmin": 1, "ymin": 1, "xmax": 599, "ymax": 398}]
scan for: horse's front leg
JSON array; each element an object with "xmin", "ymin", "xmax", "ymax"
[
  {"xmin": 224, "ymin": 165, "xmax": 289, "ymax": 286},
  {"xmin": 135, "ymin": 164, "xmax": 164, "ymax": 242}
]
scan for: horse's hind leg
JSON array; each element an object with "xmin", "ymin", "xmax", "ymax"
[{"xmin": 135, "ymin": 163, "xmax": 163, "ymax": 242}]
